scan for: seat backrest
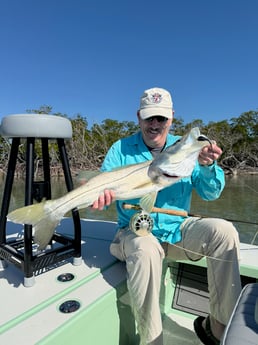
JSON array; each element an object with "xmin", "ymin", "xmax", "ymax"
[{"xmin": 221, "ymin": 283, "xmax": 258, "ymax": 345}]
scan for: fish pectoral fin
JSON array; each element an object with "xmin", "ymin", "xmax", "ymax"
[{"xmin": 139, "ymin": 192, "xmax": 157, "ymax": 213}]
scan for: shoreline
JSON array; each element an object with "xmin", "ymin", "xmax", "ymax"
[{"xmin": 0, "ymin": 167, "xmax": 258, "ymax": 179}]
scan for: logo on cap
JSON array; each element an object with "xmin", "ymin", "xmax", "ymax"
[{"xmin": 151, "ymin": 93, "xmax": 162, "ymax": 104}]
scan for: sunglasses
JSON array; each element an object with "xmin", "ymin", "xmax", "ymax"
[{"xmin": 145, "ymin": 116, "xmax": 168, "ymax": 123}]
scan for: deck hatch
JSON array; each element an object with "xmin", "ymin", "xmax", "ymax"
[
  {"xmin": 171, "ymin": 262, "xmax": 257, "ymax": 317},
  {"xmin": 171, "ymin": 263, "xmax": 209, "ymax": 317}
]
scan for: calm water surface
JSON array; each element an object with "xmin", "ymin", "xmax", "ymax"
[{"xmin": 1, "ymin": 174, "xmax": 257, "ymax": 245}]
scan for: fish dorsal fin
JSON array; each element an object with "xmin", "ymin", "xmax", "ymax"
[{"xmin": 139, "ymin": 192, "xmax": 157, "ymax": 213}]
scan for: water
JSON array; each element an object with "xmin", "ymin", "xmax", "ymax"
[
  {"xmin": 191, "ymin": 175, "xmax": 258, "ymax": 244},
  {"xmin": 1, "ymin": 174, "xmax": 257, "ymax": 245}
]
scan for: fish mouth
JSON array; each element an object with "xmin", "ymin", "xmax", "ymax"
[
  {"xmin": 149, "ymin": 166, "xmax": 182, "ymax": 180},
  {"xmin": 162, "ymin": 172, "xmax": 180, "ymax": 178},
  {"xmin": 148, "ymin": 164, "xmax": 183, "ymax": 181}
]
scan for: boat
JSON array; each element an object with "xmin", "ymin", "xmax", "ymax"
[
  {"xmin": 1, "ymin": 216, "xmax": 258, "ymax": 345},
  {"xmin": 0, "ymin": 114, "xmax": 257, "ymax": 344}
]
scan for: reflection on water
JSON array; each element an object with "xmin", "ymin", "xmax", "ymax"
[{"xmin": 0, "ymin": 174, "xmax": 257, "ymax": 245}]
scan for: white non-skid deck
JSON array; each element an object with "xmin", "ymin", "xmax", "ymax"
[
  {"xmin": 1, "ymin": 218, "xmax": 258, "ymax": 345},
  {"xmin": 0, "ymin": 219, "xmax": 125, "ymax": 344}
]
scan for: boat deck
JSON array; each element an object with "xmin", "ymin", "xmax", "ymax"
[{"xmin": 1, "ymin": 218, "xmax": 257, "ymax": 345}]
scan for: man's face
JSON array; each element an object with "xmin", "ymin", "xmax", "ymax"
[{"xmin": 137, "ymin": 113, "xmax": 173, "ymax": 149}]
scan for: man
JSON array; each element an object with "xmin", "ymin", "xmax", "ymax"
[{"xmin": 92, "ymin": 87, "xmax": 241, "ymax": 345}]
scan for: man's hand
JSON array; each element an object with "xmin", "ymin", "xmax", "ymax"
[
  {"xmin": 91, "ymin": 189, "xmax": 115, "ymax": 210},
  {"xmin": 198, "ymin": 142, "xmax": 222, "ymax": 166}
]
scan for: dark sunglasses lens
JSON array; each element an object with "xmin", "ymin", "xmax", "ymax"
[{"xmin": 146, "ymin": 116, "xmax": 168, "ymax": 122}]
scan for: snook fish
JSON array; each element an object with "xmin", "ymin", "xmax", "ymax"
[{"xmin": 8, "ymin": 127, "xmax": 211, "ymax": 249}]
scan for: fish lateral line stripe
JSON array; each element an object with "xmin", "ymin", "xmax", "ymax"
[{"xmin": 48, "ymin": 165, "xmax": 151, "ymax": 211}]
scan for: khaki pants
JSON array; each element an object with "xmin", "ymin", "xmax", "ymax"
[{"xmin": 110, "ymin": 217, "xmax": 241, "ymax": 345}]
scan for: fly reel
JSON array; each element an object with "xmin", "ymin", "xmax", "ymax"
[{"xmin": 129, "ymin": 211, "xmax": 154, "ymax": 236}]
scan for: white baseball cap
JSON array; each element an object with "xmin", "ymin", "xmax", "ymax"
[{"xmin": 139, "ymin": 87, "xmax": 173, "ymax": 120}]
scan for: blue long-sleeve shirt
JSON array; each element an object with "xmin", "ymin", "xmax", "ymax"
[{"xmin": 101, "ymin": 131, "xmax": 225, "ymax": 244}]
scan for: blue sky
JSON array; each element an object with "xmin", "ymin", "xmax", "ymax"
[{"xmin": 0, "ymin": 0, "xmax": 257, "ymax": 128}]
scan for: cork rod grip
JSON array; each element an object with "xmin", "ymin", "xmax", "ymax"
[{"xmin": 122, "ymin": 203, "xmax": 188, "ymax": 217}]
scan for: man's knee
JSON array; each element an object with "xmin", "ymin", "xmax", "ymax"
[
  {"xmin": 125, "ymin": 234, "xmax": 164, "ymax": 262},
  {"xmin": 207, "ymin": 219, "xmax": 240, "ymax": 257},
  {"xmin": 212, "ymin": 219, "xmax": 239, "ymax": 243}
]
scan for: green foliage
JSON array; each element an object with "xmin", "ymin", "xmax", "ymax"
[
  {"xmin": 0, "ymin": 107, "xmax": 257, "ymax": 176},
  {"xmin": 92, "ymin": 119, "xmax": 138, "ymax": 148},
  {"xmin": 26, "ymin": 105, "xmax": 53, "ymax": 114}
]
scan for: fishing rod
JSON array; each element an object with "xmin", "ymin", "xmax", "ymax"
[{"xmin": 122, "ymin": 203, "xmax": 258, "ymax": 226}]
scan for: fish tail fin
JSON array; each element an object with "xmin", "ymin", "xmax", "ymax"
[
  {"xmin": 7, "ymin": 200, "xmax": 61, "ymax": 250},
  {"xmin": 8, "ymin": 201, "xmax": 49, "ymax": 226},
  {"xmin": 33, "ymin": 216, "xmax": 61, "ymax": 250}
]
